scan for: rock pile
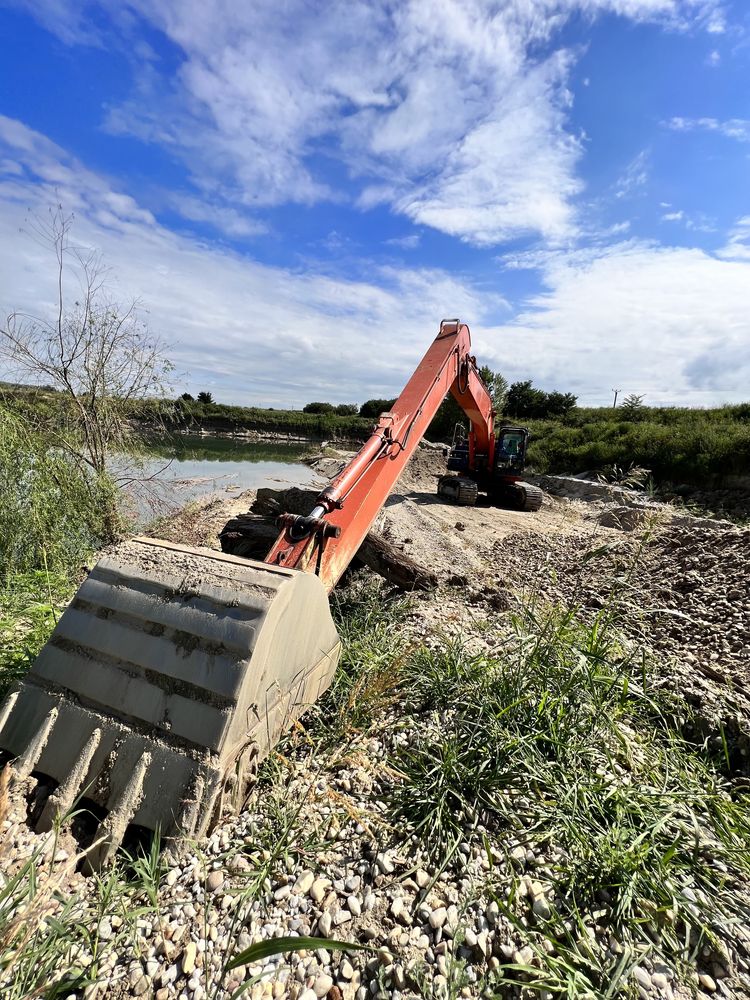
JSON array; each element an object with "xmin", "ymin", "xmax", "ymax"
[{"xmin": 486, "ymin": 512, "xmax": 750, "ymax": 754}]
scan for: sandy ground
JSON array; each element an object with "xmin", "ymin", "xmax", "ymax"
[{"xmin": 152, "ymin": 444, "xmax": 610, "ymax": 576}]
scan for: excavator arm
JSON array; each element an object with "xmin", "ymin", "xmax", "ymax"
[
  {"xmin": 266, "ymin": 319, "xmax": 493, "ymax": 589},
  {"xmin": 0, "ymin": 319, "xmax": 494, "ymax": 864}
]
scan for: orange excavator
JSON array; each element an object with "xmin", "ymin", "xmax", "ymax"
[{"xmin": 0, "ymin": 320, "xmax": 542, "ymax": 866}]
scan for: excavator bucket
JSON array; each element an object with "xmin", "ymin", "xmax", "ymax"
[{"xmin": 0, "ymin": 537, "xmax": 340, "ymax": 868}]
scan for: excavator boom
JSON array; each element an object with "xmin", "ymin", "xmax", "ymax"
[
  {"xmin": 0, "ymin": 320, "xmax": 493, "ymax": 863},
  {"xmin": 266, "ymin": 320, "xmax": 493, "ymax": 588}
]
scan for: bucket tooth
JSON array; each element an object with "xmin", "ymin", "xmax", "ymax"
[
  {"xmin": 13, "ymin": 706, "xmax": 58, "ymax": 781},
  {"xmin": 84, "ymin": 750, "xmax": 151, "ymax": 872},
  {"xmin": 36, "ymin": 727, "xmax": 102, "ymax": 834},
  {"xmin": 0, "ymin": 690, "xmax": 19, "ymax": 739}
]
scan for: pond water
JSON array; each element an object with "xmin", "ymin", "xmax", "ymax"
[{"xmin": 123, "ymin": 434, "xmax": 320, "ymax": 516}]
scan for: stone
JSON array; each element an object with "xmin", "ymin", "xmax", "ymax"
[
  {"xmin": 97, "ymin": 919, "xmax": 113, "ymax": 941},
  {"xmin": 313, "ymin": 974, "xmax": 333, "ymax": 997},
  {"xmin": 390, "ymin": 898, "xmax": 411, "ymax": 925},
  {"xmin": 339, "ymin": 959, "xmax": 354, "ymax": 980},
  {"xmin": 513, "ymin": 946, "xmax": 534, "ymax": 966},
  {"xmin": 294, "ymin": 871, "xmax": 315, "ymax": 895},
  {"xmin": 347, "ymin": 896, "xmax": 362, "ymax": 916},
  {"xmin": 444, "ymin": 905, "xmax": 459, "ymax": 935},
  {"xmin": 182, "ymin": 942, "xmax": 197, "ymax": 976},
  {"xmin": 651, "ymin": 973, "xmax": 669, "ymax": 991},
  {"xmin": 376, "ymin": 853, "xmax": 395, "ymax": 874},
  {"xmin": 318, "ymin": 912, "xmax": 333, "ymax": 938},
  {"xmin": 206, "ymin": 871, "xmax": 224, "ymax": 893},
  {"xmin": 532, "ymin": 896, "xmax": 551, "ymax": 920},
  {"xmin": 310, "ymin": 879, "xmax": 328, "ymax": 903},
  {"xmin": 429, "ymin": 907, "xmax": 447, "ymax": 930},
  {"xmin": 633, "ymin": 967, "xmax": 652, "ymax": 990},
  {"xmin": 131, "ymin": 974, "xmax": 150, "ymax": 996},
  {"xmin": 698, "ymin": 974, "xmax": 717, "ymax": 992}
]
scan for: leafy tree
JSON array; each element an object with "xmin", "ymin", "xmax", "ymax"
[
  {"xmin": 197, "ymin": 391, "xmax": 214, "ymax": 404},
  {"xmin": 478, "ymin": 365, "xmax": 509, "ymax": 412},
  {"xmin": 303, "ymin": 401, "xmax": 335, "ymax": 414},
  {"xmin": 359, "ymin": 398, "xmax": 396, "ymax": 419},
  {"xmin": 506, "ymin": 380, "xmax": 577, "ymax": 419},
  {"xmin": 506, "ymin": 380, "xmax": 548, "ymax": 418},
  {"xmin": 180, "ymin": 392, "xmax": 194, "ymax": 401},
  {"xmin": 334, "ymin": 403, "xmax": 359, "ymax": 416},
  {"xmin": 545, "ymin": 390, "xmax": 578, "ymax": 417}
]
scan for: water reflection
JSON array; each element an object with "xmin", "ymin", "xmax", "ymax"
[{"xmin": 123, "ymin": 434, "xmax": 320, "ymax": 517}]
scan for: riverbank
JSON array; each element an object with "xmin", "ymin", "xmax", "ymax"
[{"xmin": 5, "ymin": 383, "xmax": 750, "ymax": 494}]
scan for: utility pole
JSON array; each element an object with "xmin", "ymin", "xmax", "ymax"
[{"xmin": 612, "ymin": 389, "xmax": 619, "ymax": 409}]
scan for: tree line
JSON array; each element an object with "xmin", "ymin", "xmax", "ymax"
[{"xmin": 300, "ymin": 368, "xmax": 579, "ymax": 424}]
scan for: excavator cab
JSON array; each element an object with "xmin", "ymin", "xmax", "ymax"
[
  {"xmin": 445, "ymin": 423, "xmax": 470, "ymax": 473},
  {"xmin": 494, "ymin": 426, "xmax": 529, "ymax": 473}
]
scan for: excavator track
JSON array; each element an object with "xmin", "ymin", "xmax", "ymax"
[
  {"xmin": 437, "ymin": 474, "xmax": 479, "ymax": 506},
  {"xmin": 0, "ymin": 537, "xmax": 340, "ymax": 869},
  {"xmin": 514, "ymin": 482, "xmax": 544, "ymax": 512}
]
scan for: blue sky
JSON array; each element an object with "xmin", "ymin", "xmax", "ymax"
[{"xmin": 0, "ymin": 0, "xmax": 748, "ymax": 407}]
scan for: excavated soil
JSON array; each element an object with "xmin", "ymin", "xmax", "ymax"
[{"xmin": 155, "ymin": 441, "xmax": 750, "ymax": 755}]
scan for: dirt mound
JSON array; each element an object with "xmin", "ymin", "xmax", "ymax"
[
  {"xmin": 488, "ymin": 514, "xmax": 750, "ymax": 753},
  {"xmin": 304, "ymin": 441, "xmax": 447, "ymax": 494}
]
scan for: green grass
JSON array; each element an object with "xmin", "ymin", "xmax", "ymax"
[
  {"xmin": 309, "ymin": 579, "xmax": 411, "ymax": 741},
  {"xmin": 379, "ymin": 605, "xmax": 750, "ymax": 993},
  {"xmin": 524, "ymin": 403, "xmax": 750, "ymax": 486},
  {"xmin": 0, "ymin": 571, "xmax": 76, "ymax": 698}
]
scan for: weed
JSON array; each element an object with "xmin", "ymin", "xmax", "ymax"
[
  {"xmin": 310, "ymin": 580, "xmax": 410, "ymax": 741},
  {"xmin": 0, "ymin": 571, "xmax": 75, "ymax": 696}
]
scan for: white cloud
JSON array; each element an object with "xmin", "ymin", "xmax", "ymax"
[
  {"xmin": 385, "ymin": 234, "xmax": 421, "ymax": 250},
  {"xmin": 484, "ymin": 240, "xmax": 750, "ymax": 403},
  {"xmin": 0, "ymin": 117, "xmax": 497, "ymax": 407},
  {"xmin": 166, "ymin": 193, "xmax": 267, "ymax": 239},
  {"xmin": 615, "ymin": 149, "xmax": 650, "ymax": 198},
  {"xmin": 2, "ymin": 117, "xmax": 746, "ymax": 409},
  {"xmin": 666, "ymin": 116, "xmax": 750, "ymax": 141},
  {"xmin": 661, "ymin": 210, "xmax": 685, "ymax": 221},
  {"xmin": 9, "ymin": 0, "xmax": 730, "ymax": 246},
  {"xmin": 718, "ymin": 216, "xmax": 750, "ymax": 260}
]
